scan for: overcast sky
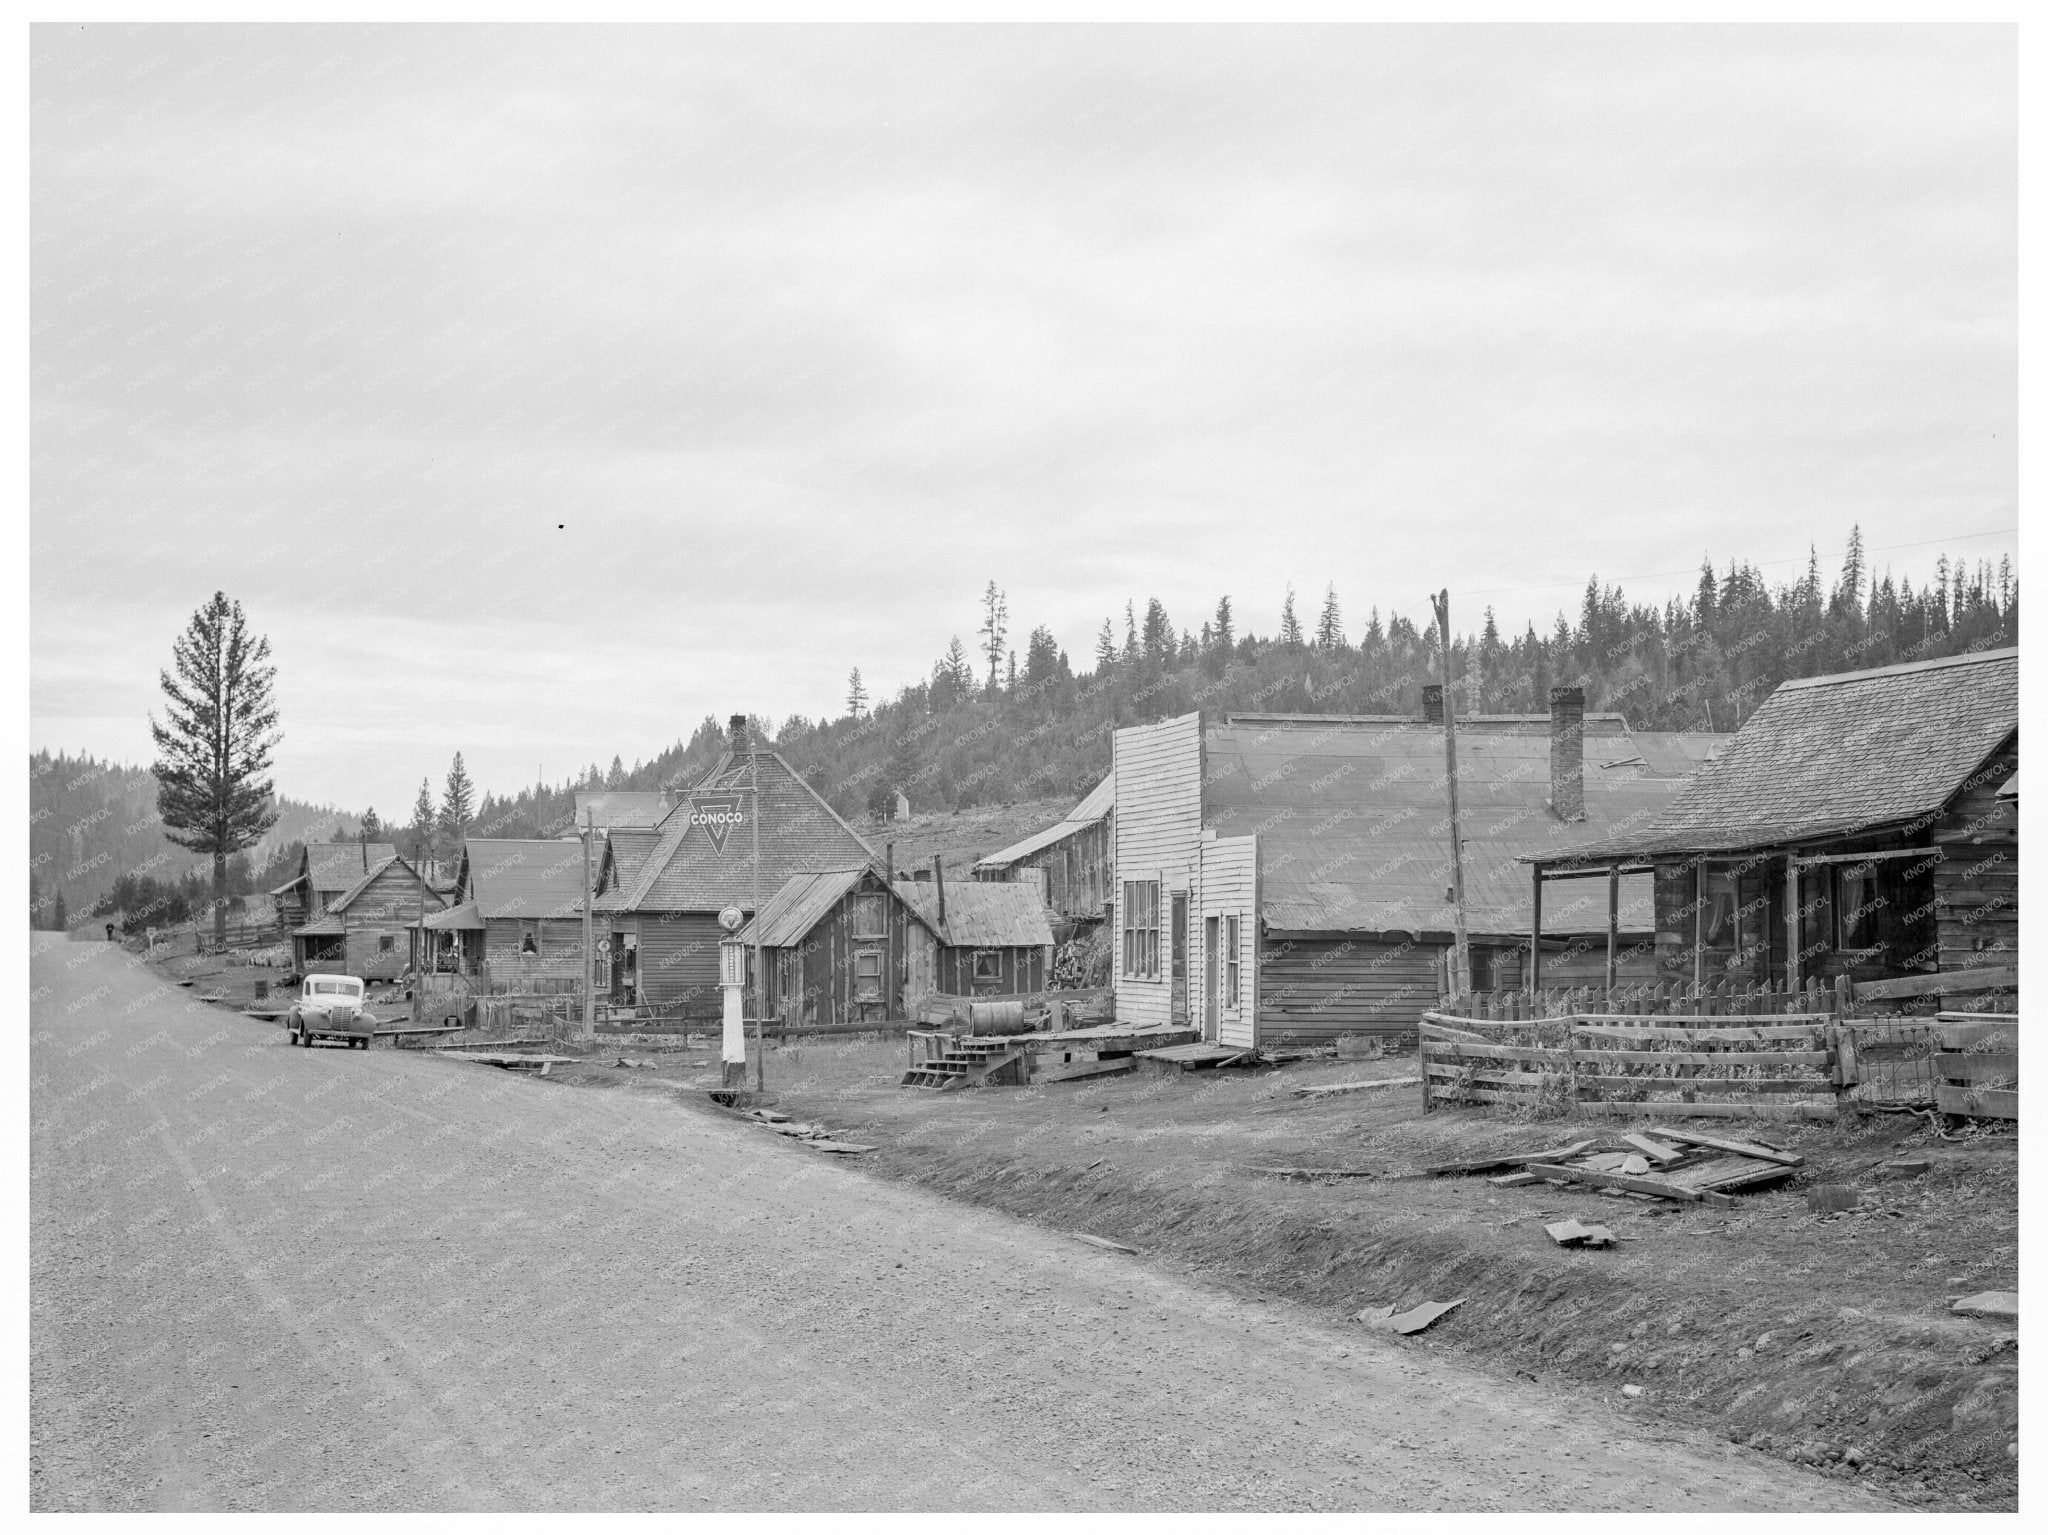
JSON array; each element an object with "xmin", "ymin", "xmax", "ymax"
[{"xmin": 30, "ymin": 24, "xmax": 2016, "ymax": 815}]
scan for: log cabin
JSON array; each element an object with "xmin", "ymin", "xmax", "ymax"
[
  {"xmin": 1529, "ymin": 648, "xmax": 2018, "ymax": 1007},
  {"xmin": 272, "ymin": 840, "xmax": 398, "ymax": 932},
  {"xmin": 971, "ymin": 771, "xmax": 1114, "ymax": 942},
  {"xmin": 1109, "ymin": 693, "xmax": 1726, "ymax": 1048}
]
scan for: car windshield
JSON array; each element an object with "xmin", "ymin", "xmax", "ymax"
[{"xmin": 311, "ymin": 980, "xmax": 361, "ymax": 996}]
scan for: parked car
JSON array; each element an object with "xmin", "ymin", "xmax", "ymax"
[{"xmin": 288, "ymin": 974, "xmax": 376, "ymax": 1049}]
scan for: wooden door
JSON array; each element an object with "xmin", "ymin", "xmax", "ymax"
[
  {"xmin": 1203, "ymin": 916, "xmax": 1220, "ymax": 1042},
  {"xmin": 1170, "ymin": 892, "xmax": 1189, "ymax": 1024}
]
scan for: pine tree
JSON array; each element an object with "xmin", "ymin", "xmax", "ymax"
[
  {"xmin": 411, "ymin": 778, "xmax": 436, "ymax": 863},
  {"xmin": 978, "ymin": 581, "xmax": 1009, "ymax": 691},
  {"xmin": 606, "ymin": 755, "xmax": 627, "ymax": 788},
  {"xmin": 149, "ymin": 591, "xmax": 282, "ymax": 946},
  {"xmin": 1278, "ymin": 585, "xmax": 1304, "ymax": 648},
  {"xmin": 1141, "ymin": 597, "xmax": 1172, "ymax": 660},
  {"xmin": 1315, "ymin": 584, "xmax": 1344, "ymax": 649},
  {"xmin": 441, "ymin": 753, "xmax": 475, "ymax": 847},
  {"xmin": 361, "ymin": 807, "xmax": 383, "ymax": 839},
  {"xmin": 1122, "ymin": 601, "xmax": 1139, "ymax": 662},
  {"xmin": 1094, "ymin": 619, "xmax": 1117, "ymax": 672},
  {"xmin": 846, "ymin": 667, "xmax": 868, "ymax": 717},
  {"xmin": 1212, "ymin": 595, "xmax": 1234, "ymax": 652}
]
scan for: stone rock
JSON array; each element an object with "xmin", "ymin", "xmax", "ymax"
[
  {"xmin": 1806, "ymin": 1184, "xmax": 1862, "ymax": 1214},
  {"xmin": 1949, "ymin": 1291, "xmax": 2018, "ymax": 1321},
  {"xmin": 1879, "ymin": 1157, "xmax": 1930, "ymax": 1180},
  {"xmin": 1622, "ymin": 1384, "xmax": 1643, "ymax": 1397}
]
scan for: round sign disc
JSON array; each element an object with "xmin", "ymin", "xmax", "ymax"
[{"xmin": 718, "ymin": 905, "xmax": 745, "ymax": 932}]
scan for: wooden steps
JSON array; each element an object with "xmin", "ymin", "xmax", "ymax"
[{"xmin": 901, "ymin": 1038, "xmax": 1026, "ymax": 1090}]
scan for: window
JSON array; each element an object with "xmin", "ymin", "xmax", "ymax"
[
  {"xmin": 852, "ymin": 894, "xmax": 887, "ymax": 939},
  {"xmin": 378, "ymin": 933, "xmax": 396, "ymax": 952},
  {"xmin": 1837, "ymin": 865, "xmax": 1880, "ymax": 950},
  {"xmin": 972, "ymin": 950, "xmax": 1002, "ymax": 985},
  {"xmin": 855, "ymin": 950, "xmax": 883, "ymax": 981},
  {"xmin": 1223, "ymin": 914, "xmax": 1240, "ymax": 1010},
  {"xmin": 1121, "ymin": 879, "xmax": 1160, "ymax": 979}
]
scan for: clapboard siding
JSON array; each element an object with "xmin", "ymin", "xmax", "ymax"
[
  {"xmin": 634, "ymin": 912, "xmax": 724, "ymax": 1018},
  {"xmin": 1112, "ymin": 713, "xmax": 1205, "ymax": 1030},
  {"xmin": 334, "ymin": 858, "xmax": 440, "ymax": 980},
  {"xmin": 1200, "ymin": 833, "xmax": 1259, "ymax": 1049},
  {"xmin": 1003, "ymin": 815, "xmax": 1113, "ymax": 926},
  {"xmin": 1931, "ymin": 735, "xmax": 2018, "ymax": 975},
  {"xmin": 1257, "ymin": 936, "xmax": 1439, "ymax": 1042}
]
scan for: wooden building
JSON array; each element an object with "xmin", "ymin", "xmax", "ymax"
[
  {"xmin": 743, "ymin": 866, "xmax": 928, "ymax": 1027},
  {"xmin": 417, "ymin": 837, "xmax": 592, "ymax": 984},
  {"xmin": 971, "ymin": 772, "xmax": 1114, "ymax": 940},
  {"xmin": 1530, "ymin": 649, "xmax": 2018, "ymax": 1004},
  {"xmin": 894, "ymin": 874, "xmax": 1055, "ymax": 997},
  {"xmin": 290, "ymin": 850, "xmax": 441, "ymax": 979},
  {"xmin": 272, "ymin": 841, "xmax": 398, "ymax": 932},
  {"xmin": 1110, "ymin": 695, "xmax": 1726, "ymax": 1048},
  {"xmin": 592, "ymin": 722, "xmax": 879, "ymax": 1019}
]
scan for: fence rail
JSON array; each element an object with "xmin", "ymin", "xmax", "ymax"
[
  {"xmin": 1418, "ymin": 1007, "xmax": 2004, "ymax": 1119},
  {"xmin": 1452, "ymin": 964, "xmax": 2017, "ymax": 1021}
]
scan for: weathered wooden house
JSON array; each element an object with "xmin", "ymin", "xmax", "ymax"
[
  {"xmin": 592, "ymin": 724, "xmax": 879, "ymax": 1019},
  {"xmin": 417, "ymin": 837, "xmax": 592, "ymax": 982},
  {"xmin": 741, "ymin": 866, "xmax": 928, "ymax": 1027},
  {"xmin": 272, "ymin": 841, "xmax": 398, "ymax": 932},
  {"xmin": 893, "ymin": 874, "xmax": 1055, "ymax": 997},
  {"xmin": 971, "ymin": 772, "xmax": 1114, "ymax": 940},
  {"xmin": 1110, "ymin": 694, "xmax": 1726, "ymax": 1048},
  {"xmin": 289, "ymin": 850, "xmax": 442, "ymax": 979},
  {"xmin": 1531, "ymin": 648, "xmax": 2018, "ymax": 1005}
]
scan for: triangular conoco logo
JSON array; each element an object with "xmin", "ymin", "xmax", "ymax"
[{"xmin": 686, "ymin": 791, "xmax": 750, "ymax": 855}]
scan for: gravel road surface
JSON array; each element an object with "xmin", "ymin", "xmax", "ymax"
[{"xmin": 31, "ymin": 936, "xmax": 1896, "ymax": 1512}]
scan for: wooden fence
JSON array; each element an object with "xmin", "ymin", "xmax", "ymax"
[
  {"xmin": 1420, "ymin": 1008, "xmax": 1995, "ymax": 1120},
  {"xmin": 1453, "ymin": 964, "xmax": 2017, "ymax": 1021}
]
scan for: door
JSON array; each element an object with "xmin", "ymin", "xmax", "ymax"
[
  {"xmin": 1170, "ymin": 892, "xmax": 1189, "ymax": 1024},
  {"xmin": 1203, "ymin": 916, "xmax": 1220, "ymax": 1042}
]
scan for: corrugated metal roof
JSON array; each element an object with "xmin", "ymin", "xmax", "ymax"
[
  {"xmin": 1555, "ymin": 649, "xmax": 2019, "ymax": 862},
  {"xmin": 975, "ymin": 772, "xmax": 1114, "ymax": 870},
  {"xmin": 1197, "ymin": 713, "xmax": 1711, "ymax": 936},
  {"xmin": 738, "ymin": 868, "xmax": 874, "ymax": 948},
  {"xmin": 894, "ymin": 878, "xmax": 1054, "ymax": 949},
  {"xmin": 573, "ymin": 790, "xmax": 672, "ymax": 830},
  {"xmin": 461, "ymin": 838, "xmax": 591, "ymax": 920},
  {"xmin": 303, "ymin": 842, "xmax": 398, "ymax": 894},
  {"xmin": 613, "ymin": 752, "xmax": 878, "ymax": 914}
]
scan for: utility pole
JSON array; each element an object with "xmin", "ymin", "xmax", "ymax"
[
  {"xmin": 1431, "ymin": 589, "xmax": 1473, "ymax": 1000},
  {"xmin": 581, "ymin": 808, "xmax": 596, "ymax": 1041},
  {"xmin": 749, "ymin": 734, "xmax": 765, "ymax": 1093},
  {"xmin": 412, "ymin": 846, "xmax": 426, "ymax": 1027}
]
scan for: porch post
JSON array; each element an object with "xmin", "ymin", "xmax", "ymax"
[
  {"xmin": 1604, "ymin": 865, "xmax": 1619, "ymax": 994},
  {"xmin": 1692, "ymin": 857, "xmax": 1707, "ymax": 996},
  {"xmin": 1528, "ymin": 864, "xmax": 1544, "ymax": 993},
  {"xmin": 1783, "ymin": 855, "xmax": 1802, "ymax": 993}
]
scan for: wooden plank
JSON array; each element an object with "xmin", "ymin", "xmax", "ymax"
[
  {"xmin": 1071, "ymin": 1232, "xmax": 1139, "ymax": 1254},
  {"xmin": 1933, "ymin": 1052, "xmax": 2018, "ymax": 1084},
  {"xmin": 1567, "ymin": 1047, "xmax": 1831, "ymax": 1067},
  {"xmin": 1638, "ymin": 1126, "xmax": 1804, "ymax": 1165},
  {"xmin": 1292, "ymin": 1076, "xmax": 1421, "ymax": 1099},
  {"xmin": 1523, "ymin": 1162, "xmax": 1737, "ymax": 1207},
  {"xmin": 1572, "ymin": 1074, "xmax": 1832, "ymax": 1095},
  {"xmin": 1032, "ymin": 1057, "xmax": 1136, "ymax": 1084},
  {"xmin": 1935, "ymin": 1083, "xmax": 2019, "ymax": 1119},
  {"xmin": 1571, "ymin": 1023, "xmax": 1825, "ymax": 1041},
  {"xmin": 1421, "ymin": 1041, "xmax": 1573, "ymax": 1066},
  {"xmin": 1620, "ymin": 1133, "xmax": 1682, "ymax": 1165},
  {"xmin": 1422, "ymin": 1139, "xmax": 1598, "ymax": 1176},
  {"xmin": 1580, "ymin": 1099, "xmax": 1837, "ymax": 1121},
  {"xmin": 1853, "ymin": 965, "xmax": 2017, "ymax": 1002},
  {"xmin": 1574, "ymin": 1012, "xmax": 1833, "ymax": 1025},
  {"xmin": 1419, "ymin": 1021, "xmax": 1495, "ymax": 1044},
  {"xmin": 1936, "ymin": 1021, "xmax": 2018, "ymax": 1050}
]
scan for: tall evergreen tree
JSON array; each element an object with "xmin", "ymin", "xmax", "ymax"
[
  {"xmin": 1315, "ymin": 584, "xmax": 1344, "ymax": 649},
  {"xmin": 440, "ymin": 753, "xmax": 475, "ymax": 846},
  {"xmin": 410, "ymin": 778, "xmax": 436, "ymax": 863},
  {"xmin": 1212, "ymin": 595, "xmax": 1234, "ymax": 652},
  {"xmin": 1093, "ymin": 618, "xmax": 1117, "ymax": 673},
  {"xmin": 978, "ymin": 581, "xmax": 1009, "ymax": 691},
  {"xmin": 148, "ymin": 591, "xmax": 281, "ymax": 946},
  {"xmin": 846, "ymin": 668, "xmax": 868, "ymax": 718},
  {"xmin": 1278, "ymin": 585, "xmax": 1304, "ymax": 648}
]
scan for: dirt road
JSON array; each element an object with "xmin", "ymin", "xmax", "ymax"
[{"xmin": 30, "ymin": 937, "xmax": 1896, "ymax": 1512}]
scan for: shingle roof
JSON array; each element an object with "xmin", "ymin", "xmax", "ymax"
[
  {"xmin": 1199, "ymin": 712, "xmax": 1716, "ymax": 937},
  {"xmin": 593, "ymin": 828, "xmax": 663, "ymax": 913},
  {"xmin": 975, "ymin": 772, "xmax": 1114, "ymax": 870},
  {"xmin": 301, "ymin": 842, "xmax": 398, "ymax": 894},
  {"xmin": 611, "ymin": 752, "xmax": 878, "ymax": 914},
  {"xmin": 326, "ymin": 855, "xmax": 405, "ymax": 913},
  {"xmin": 419, "ymin": 901, "xmax": 484, "ymax": 931},
  {"xmin": 293, "ymin": 914, "xmax": 348, "ymax": 937},
  {"xmin": 461, "ymin": 838, "xmax": 591, "ymax": 920},
  {"xmin": 573, "ymin": 790, "xmax": 673, "ymax": 830},
  {"xmin": 894, "ymin": 878, "xmax": 1055, "ymax": 949},
  {"xmin": 1551, "ymin": 648, "xmax": 2019, "ymax": 862}
]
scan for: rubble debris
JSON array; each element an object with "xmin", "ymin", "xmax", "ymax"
[
  {"xmin": 1358, "ymin": 1299, "xmax": 1466, "ymax": 1334},
  {"xmin": 1878, "ymin": 1157, "xmax": 1931, "ymax": 1181},
  {"xmin": 1525, "ymin": 1162, "xmax": 1736, "ymax": 1208},
  {"xmin": 1643, "ymin": 1126, "xmax": 1803, "ymax": 1167},
  {"xmin": 1291, "ymin": 1076, "xmax": 1420, "ymax": 1100},
  {"xmin": 808, "ymin": 1140, "xmax": 877, "ymax": 1155},
  {"xmin": 1621, "ymin": 1133, "xmax": 1683, "ymax": 1165},
  {"xmin": 1488, "ymin": 1172, "xmax": 1540, "ymax": 1188},
  {"xmin": 1072, "ymin": 1233, "xmax": 1140, "ymax": 1255},
  {"xmin": 1246, "ymin": 1166, "xmax": 1379, "ymax": 1181},
  {"xmin": 1424, "ymin": 1140, "xmax": 1597, "ymax": 1177},
  {"xmin": 1353, "ymin": 1304, "xmax": 1397, "ymax": 1325},
  {"xmin": 1950, "ymin": 1291, "xmax": 2018, "ymax": 1320}
]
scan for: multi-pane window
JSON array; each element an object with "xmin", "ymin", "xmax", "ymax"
[
  {"xmin": 1121, "ymin": 880, "xmax": 1160, "ymax": 979},
  {"xmin": 971, "ymin": 950, "xmax": 1002, "ymax": 985},
  {"xmin": 1223, "ymin": 914, "xmax": 1240, "ymax": 1010}
]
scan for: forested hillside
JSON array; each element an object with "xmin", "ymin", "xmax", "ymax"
[
  {"xmin": 465, "ymin": 531, "xmax": 2017, "ymax": 835},
  {"xmin": 28, "ymin": 752, "xmax": 348, "ymax": 928}
]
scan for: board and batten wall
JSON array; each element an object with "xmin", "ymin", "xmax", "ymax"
[
  {"xmin": 1197, "ymin": 832, "xmax": 1259, "ymax": 1049},
  {"xmin": 1111, "ymin": 712, "xmax": 1205, "ymax": 1031}
]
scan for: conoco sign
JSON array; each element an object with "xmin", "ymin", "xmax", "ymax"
[{"xmin": 687, "ymin": 791, "xmax": 750, "ymax": 854}]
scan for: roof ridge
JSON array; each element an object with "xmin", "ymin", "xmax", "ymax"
[{"xmin": 1776, "ymin": 646, "xmax": 2018, "ymax": 691}]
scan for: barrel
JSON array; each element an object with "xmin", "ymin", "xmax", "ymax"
[{"xmin": 967, "ymin": 998, "xmax": 1029, "ymax": 1036}]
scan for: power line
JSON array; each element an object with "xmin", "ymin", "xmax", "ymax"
[{"xmin": 1458, "ymin": 526, "xmax": 2017, "ymax": 600}]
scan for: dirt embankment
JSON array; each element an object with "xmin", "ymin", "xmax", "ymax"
[{"xmin": 659, "ymin": 1037, "xmax": 2018, "ymax": 1512}]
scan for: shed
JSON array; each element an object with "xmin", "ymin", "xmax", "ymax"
[
  {"xmin": 739, "ymin": 866, "xmax": 937, "ymax": 1027},
  {"xmin": 894, "ymin": 876, "xmax": 1055, "ymax": 997},
  {"xmin": 1531, "ymin": 648, "xmax": 2018, "ymax": 998},
  {"xmin": 972, "ymin": 771, "xmax": 1114, "ymax": 939}
]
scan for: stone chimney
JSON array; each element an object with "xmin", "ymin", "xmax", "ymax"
[
  {"xmin": 728, "ymin": 713, "xmax": 748, "ymax": 754},
  {"xmin": 1422, "ymin": 684, "xmax": 1444, "ymax": 725},
  {"xmin": 1549, "ymin": 685, "xmax": 1585, "ymax": 823}
]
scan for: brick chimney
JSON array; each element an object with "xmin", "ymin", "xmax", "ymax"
[
  {"xmin": 728, "ymin": 713, "xmax": 748, "ymax": 754},
  {"xmin": 1549, "ymin": 685, "xmax": 1585, "ymax": 823},
  {"xmin": 1422, "ymin": 684, "xmax": 1444, "ymax": 725}
]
